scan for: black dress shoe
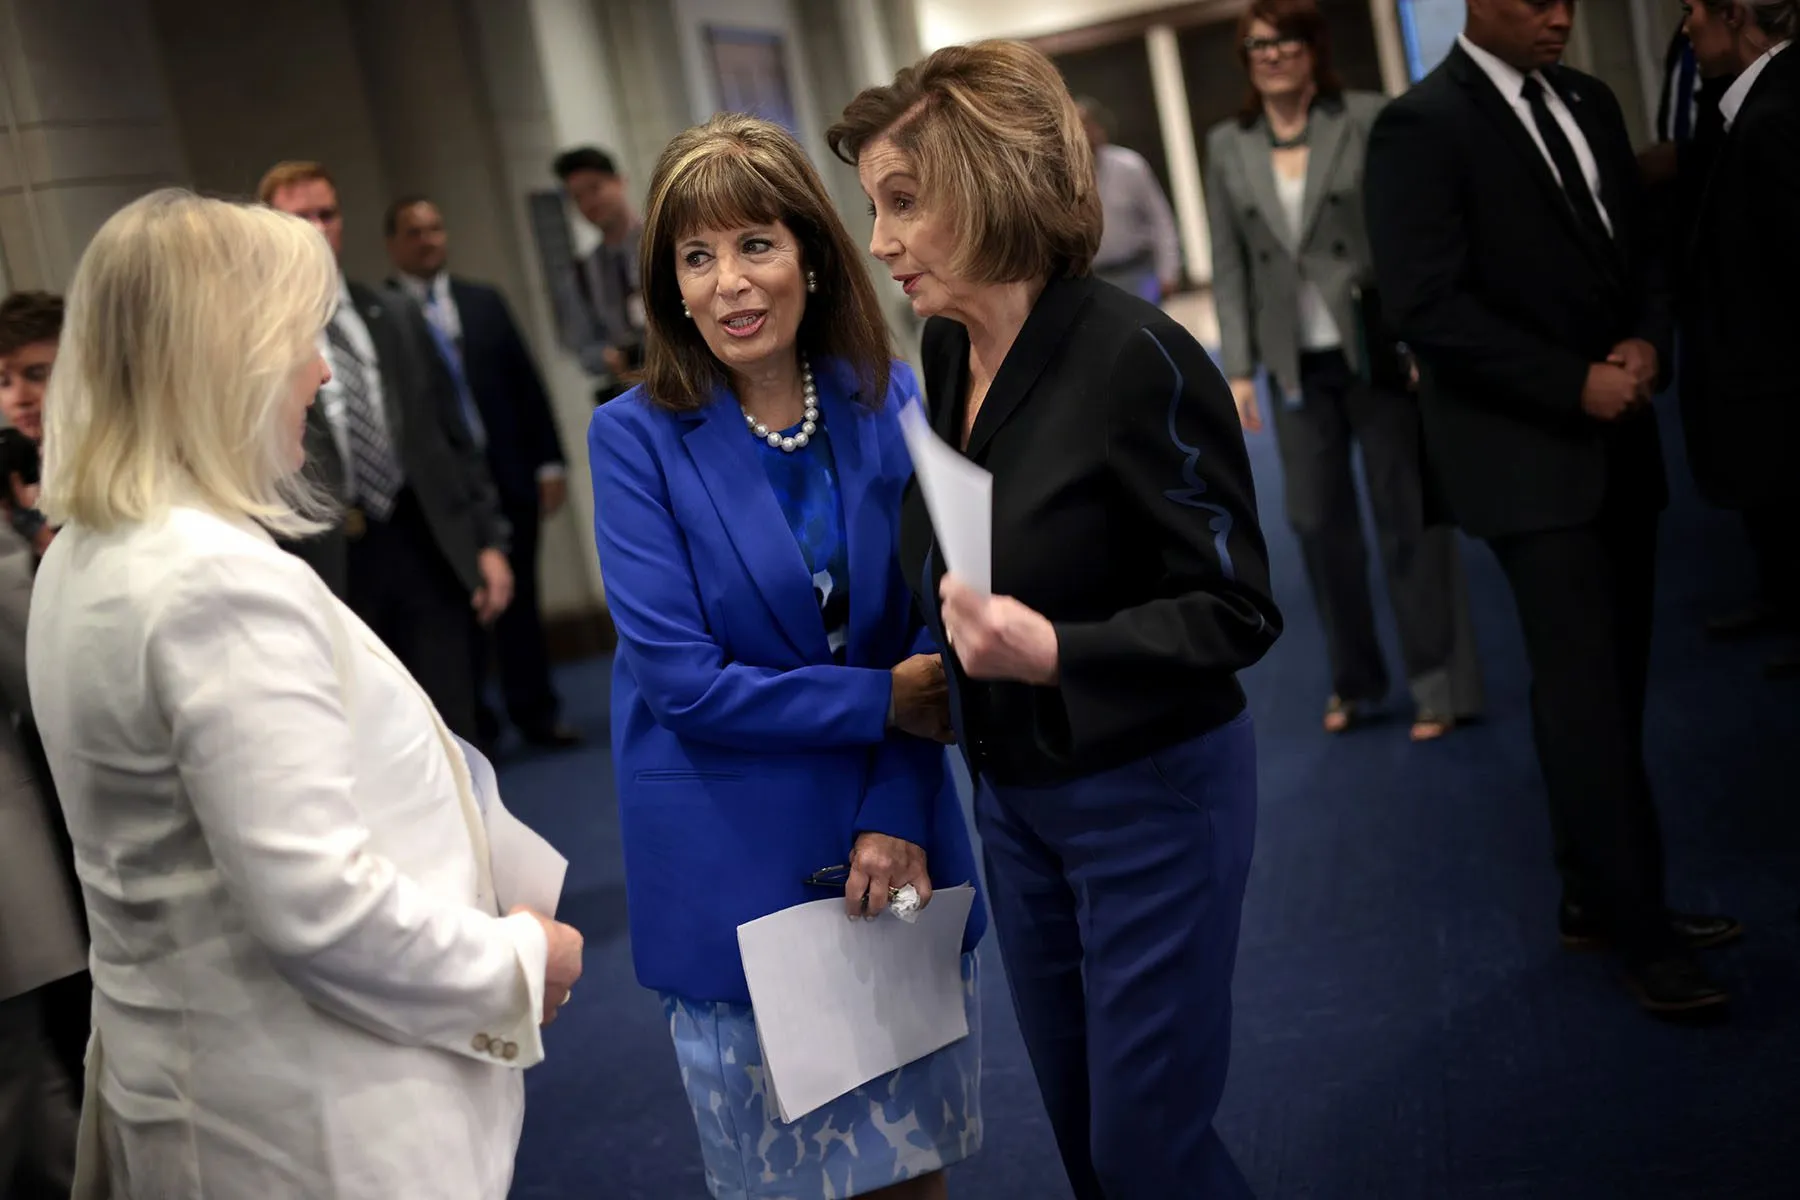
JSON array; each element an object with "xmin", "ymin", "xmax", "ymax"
[
  {"xmin": 521, "ymin": 723, "xmax": 585, "ymax": 749},
  {"xmin": 1623, "ymin": 955, "xmax": 1729, "ymax": 1017},
  {"xmin": 1559, "ymin": 903, "xmax": 1743, "ymax": 952}
]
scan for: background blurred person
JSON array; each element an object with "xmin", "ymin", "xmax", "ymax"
[
  {"xmin": 554, "ymin": 146, "xmax": 645, "ymax": 404},
  {"xmin": 1365, "ymin": 0, "xmax": 1739, "ymax": 1015},
  {"xmin": 589, "ymin": 114, "xmax": 985, "ymax": 1200},
  {"xmin": 833, "ymin": 40, "xmax": 1281, "ymax": 1199},
  {"xmin": 261, "ymin": 161, "xmax": 514, "ymax": 745},
  {"xmin": 0, "ymin": 291, "xmax": 91, "ymax": 1097},
  {"xmin": 1676, "ymin": 0, "xmax": 1798, "ymax": 676},
  {"xmin": 1076, "ymin": 96, "xmax": 1181, "ymax": 302},
  {"xmin": 0, "ymin": 298, "xmax": 83, "ymax": 1200},
  {"xmin": 1206, "ymin": 0, "xmax": 1483, "ymax": 740},
  {"xmin": 29, "ymin": 189, "xmax": 582, "ymax": 1199},
  {"xmin": 385, "ymin": 195, "xmax": 583, "ymax": 749}
]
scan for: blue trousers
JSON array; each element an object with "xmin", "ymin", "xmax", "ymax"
[{"xmin": 975, "ymin": 715, "xmax": 1258, "ymax": 1199}]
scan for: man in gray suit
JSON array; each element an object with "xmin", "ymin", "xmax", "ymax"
[
  {"xmin": 0, "ymin": 293, "xmax": 84, "ymax": 1198},
  {"xmin": 260, "ymin": 162, "xmax": 514, "ymax": 744}
]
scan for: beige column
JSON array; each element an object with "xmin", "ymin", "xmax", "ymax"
[
  {"xmin": 0, "ymin": 0, "xmax": 188, "ymax": 290},
  {"xmin": 462, "ymin": 0, "xmax": 679, "ymax": 619},
  {"xmin": 1146, "ymin": 24, "xmax": 1210, "ymax": 288},
  {"xmin": 1368, "ymin": 0, "xmax": 1411, "ymax": 96}
]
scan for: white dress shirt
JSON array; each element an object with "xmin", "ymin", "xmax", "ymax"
[
  {"xmin": 317, "ymin": 277, "xmax": 396, "ymax": 498},
  {"xmin": 396, "ymin": 271, "xmax": 567, "ymax": 485},
  {"xmin": 398, "ymin": 270, "xmax": 463, "ymax": 344},
  {"xmin": 1457, "ymin": 34, "xmax": 1613, "ymax": 236},
  {"xmin": 28, "ymin": 503, "xmax": 548, "ymax": 1199},
  {"xmin": 1719, "ymin": 39, "xmax": 1790, "ymax": 131}
]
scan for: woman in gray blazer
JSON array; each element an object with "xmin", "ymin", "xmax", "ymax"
[{"xmin": 1204, "ymin": 0, "xmax": 1481, "ymax": 738}]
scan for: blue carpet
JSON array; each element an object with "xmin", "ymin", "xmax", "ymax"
[{"xmin": 502, "ymin": 396, "xmax": 1798, "ymax": 1198}]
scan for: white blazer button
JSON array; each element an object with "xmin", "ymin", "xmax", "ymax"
[
  {"xmin": 502, "ymin": 1042, "xmax": 519, "ymax": 1061},
  {"xmin": 472, "ymin": 1033, "xmax": 491, "ymax": 1053}
]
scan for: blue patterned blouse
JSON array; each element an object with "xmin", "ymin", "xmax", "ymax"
[{"xmin": 757, "ymin": 421, "xmax": 851, "ymax": 663}]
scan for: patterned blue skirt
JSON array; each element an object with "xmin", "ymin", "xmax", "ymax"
[{"xmin": 662, "ymin": 952, "xmax": 983, "ymax": 1199}]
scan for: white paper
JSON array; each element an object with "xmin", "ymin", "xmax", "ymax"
[
  {"xmin": 454, "ymin": 735, "xmax": 569, "ymax": 919},
  {"xmin": 737, "ymin": 884, "xmax": 976, "ymax": 1123},
  {"xmin": 897, "ymin": 401, "xmax": 993, "ymax": 595}
]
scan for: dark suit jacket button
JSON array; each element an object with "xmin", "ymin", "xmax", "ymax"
[
  {"xmin": 1328, "ymin": 193, "xmax": 1341, "ymax": 205},
  {"xmin": 1333, "ymin": 241, "xmax": 1349, "ymax": 257},
  {"xmin": 1258, "ymin": 251, "xmax": 1272, "ymax": 265}
]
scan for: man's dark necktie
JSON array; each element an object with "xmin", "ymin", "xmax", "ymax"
[{"xmin": 1521, "ymin": 76, "xmax": 1612, "ymax": 247}]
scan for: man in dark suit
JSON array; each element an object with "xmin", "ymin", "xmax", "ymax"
[
  {"xmin": 1677, "ymin": 0, "xmax": 1799, "ymax": 675},
  {"xmin": 1364, "ymin": 0, "xmax": 1739, "ymax": 1016},
  {"xmin": 260, "ymin": 162, "xmax": 514, "ymax": 744},
  {"xmin": 385, "ymin": 196, "xmax": 582, "ymax": 749}
]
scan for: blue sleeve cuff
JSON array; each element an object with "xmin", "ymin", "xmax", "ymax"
[{"xmin": 852, "ymin": 734, "xmax": 940, "ymax": 850}]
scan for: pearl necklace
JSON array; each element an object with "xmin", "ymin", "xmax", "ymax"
[{"xmin": 742, "ymin": 357, "xmax": 819, "ymax": 453}]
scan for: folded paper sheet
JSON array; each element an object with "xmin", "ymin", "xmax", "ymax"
[
  {"xmin": 455, "ymin": 734, "xmax": 569, "ymax": 919},
  {"xmin": 898, "ymin": 401, "xmax": 993, "ymax": 595},
  {"xmin": 737, "ymin": 884, "xmax": 977, "ymax": 1123}
]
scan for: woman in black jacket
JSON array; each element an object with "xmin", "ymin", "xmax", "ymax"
[{"xmin": 832, "ymin": 40, "xmax": 1281, "ymax": 1200}]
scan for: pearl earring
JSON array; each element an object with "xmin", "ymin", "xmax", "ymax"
[
  {"xmin": 682, "ymin": 301, "xmax": 691, "ymax": 318},
  {"xmin": 806, "ymin": 270, "xmax": 818, "ymax": 294}
]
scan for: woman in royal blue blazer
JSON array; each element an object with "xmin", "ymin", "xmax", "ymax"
[{"xmin": 588, "ymin": 115, "xmax": 986, "ymax": 1200}]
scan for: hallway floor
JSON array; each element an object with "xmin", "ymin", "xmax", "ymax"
[{"xmin": 504, "ymin": 397, "xmax": 1799, "ymax": 1199}]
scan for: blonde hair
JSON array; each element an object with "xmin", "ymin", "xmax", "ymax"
[
  {"xmin": 828, "ymin": 40, "xmax": 1103, "ymax": 284},
  {"xmin": 40, "ymin": 188, "xmax": 339, "ymax": 537},
  {"xmin": 257, "ymin": 160, "xmax": 335, "ymax": 205}
]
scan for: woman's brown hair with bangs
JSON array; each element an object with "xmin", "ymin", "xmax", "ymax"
[
  {"xmin": 638, "ymin": 114, "xmax": 892, "ymax": 413},
  {"xmin": 1234, "ymin": 0, "xmax": 1343, "ymax": 125},
  {"xmin": 827, "ymin": 40, "xmax": 1102, "ymax": 286}
]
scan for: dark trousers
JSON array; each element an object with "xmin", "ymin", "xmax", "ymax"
[
  {"xmin": 0, "ymin": 989, "xmax": 77, "ymax": 1198},
  {"xmin": 472, "ymin": 493, "xmax": 560, "ymax": 740},
  {"xmin": 1488, "ymin": 502, "xmax": 1670, "ymax": 961},
  {"xmin": 16, "ymin": 719, "xmax": 91, "ymax": 1097},
  {"xmin": 1271, "ymin": 351, "xmax": 1464, "ymax": 714},
  {"xmin": 347, "ymin": 489, "xmax": 480, "ymax": 741},
  {"xmin": 976, "ymin": 716, "xmax": 1258, "ymax": 1199},
  {"xmin": 1743, "ymin": 505, "xmax": 1798, "ymax": 621}
]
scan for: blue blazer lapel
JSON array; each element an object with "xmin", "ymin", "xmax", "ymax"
[
  {"xmin": 682, "ymin": 397, "xmax": 829, "ymax": 660},
  {"xmin": 817, "ymin": 381, "xmax": 886, "ymax": 666}
]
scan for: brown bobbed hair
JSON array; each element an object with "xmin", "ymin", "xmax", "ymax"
[
  {"xmin": 1236, "ymin": 0, "xmax": 1345, "ymax": 126},
  {"xmin": 638, "ymin": 114, "xmax": 892, "ymax": 413},
  {"xmin": 827, "ymin": 40, "xmax": 1102, "ymax": 286}
]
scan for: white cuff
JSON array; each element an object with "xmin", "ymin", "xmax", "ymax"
[{"xmin": 536, "ymin": 464, "xmax": 567, "ymax": 483}]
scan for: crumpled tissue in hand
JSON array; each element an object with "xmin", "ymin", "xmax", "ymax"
[{"xmin": 888, "ymin": 884, "xmax": 923, "ymax": 924}]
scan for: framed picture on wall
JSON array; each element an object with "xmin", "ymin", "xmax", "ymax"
[{"xmin": 704, "ymin": 26, "xmax": 800, "ymax": 137}]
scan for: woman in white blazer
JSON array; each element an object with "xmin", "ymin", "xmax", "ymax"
[{"xmin": 25, "ymin": 189, "xmax": 584, "ymax": 1200}]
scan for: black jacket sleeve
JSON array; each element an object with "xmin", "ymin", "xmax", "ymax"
[{"xmin": 1052, "ymin": 319, "xmax": 1281, "ymax": 751}]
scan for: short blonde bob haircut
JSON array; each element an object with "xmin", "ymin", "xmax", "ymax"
[
  {"xmin": 828, "ymin": 40, "xmax": 1102, "ymax": 285},
  {"xmin": 639, "ymin": 113, "xmax": 892, "ymax": 412},
  {"xmin": 40, "ymin": 188, "xmax": 339, "ymax": 538}
]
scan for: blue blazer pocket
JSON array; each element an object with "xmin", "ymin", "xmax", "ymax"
[{"xmin": 633, "ymin": 768, "xmax": 748, "ymax": 783}]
